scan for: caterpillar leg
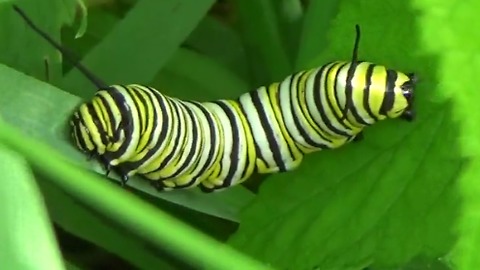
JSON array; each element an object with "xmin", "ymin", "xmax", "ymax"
[
  {"xmin": 150, "ymin": 180, "xmax": 166, "ymax": 191},
  {"xmin": 44, "ymin": 58, "xmax": 50, "ymax": 82},
  {"xmin": 86, "ymin": 151, "xmax": 96, "ymax": 161},
  {"xmin": 353, "ymin": 132, "xmax": 364, "ymax": 142},
  {"xmin": 113, "ymin": 166, "xmax": 130, "ymax": 187},
  {"xmin": 150, "ymin": 177, "xmax": 202, "ymax": 192},
  {"xmin": 199, "ymin": 184, "xmax": 216, "ymax": 193},
  {"xmin": 95, "ymin": 155, "xmax": 130, "ymax": 186},
  {"xmin": 150, "ymin": 179, "xmax": 177, "ymax": 192},
  {"xmin": 88, "ymin": 153, "xmax": 112, "ymax": 176},
  {"xmin": 198, "ymin": 179, "xmax": 232, "ymax": 193},
  {"xmin": 103, "ymin": 165, "xmax": 130, "ymax": 187},
  {"xmin": 87, "ymin": 153, "xmax": 127, "ymax": 186}
]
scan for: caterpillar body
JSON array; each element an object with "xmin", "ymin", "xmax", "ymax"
[{"xmin": 14, "ymin": 5, "xmax": 416, "ymax": 192}]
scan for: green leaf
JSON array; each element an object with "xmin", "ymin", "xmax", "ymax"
[
  {"xmin": 73, "ymin": 0, "xmax": 88, "ymax": 39},
  {"xmin": 295, "ymin": 0, "xmax": 340, "ymax": 69},
  {"xmin": 234, "ymin": 0, "xmax": 292, "ymax": 85},
  {"xmin": 60, "ymin": 6, "xmax": 120, "ymax": 74},
  {"xmin": 154, "ymin": 47, "xmax": 250, "ymax": 100},
  {"xmin": 64, "ymin": 260, "xmax": 82, "ymax": 270},
  {"xmin": 229, "ymin": 0, "xmax": 465, "ymax": 269},
  {"xmin": 38, "ymin": 178, "xmax": 180, "ymax": 269},
  {"xmin": 420, "ymin": 0, "xmax": 480, "ymax": 269},
  {"xmin": 0, "ymin": 63, "xmax": 254, "ymax": 221},
  {"xmin": 270, "ymin": 0, "xmax": 304, "ymax": 64},
  {"xmin": 184, "ymin": 16, "xmax": 250, "ymax": 84},
  {"xmin": 0, "ymin": 112, "xmax": 273, "ymax": 270},
  {"xmin": 0, "ymin": 144, "xmax": 64, "ymax": 270},
  {"xmin": 61, "ymin": 0, "xmax": 215, "ymax": 98}
]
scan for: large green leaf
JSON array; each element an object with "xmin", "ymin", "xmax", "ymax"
[
  {"xmin": 229, "ymin": 0, "xmax": 468, "ymax": 269},
  {"xmin": 421, "ymin": 0, "xmax": 480, "ymax": 269}
]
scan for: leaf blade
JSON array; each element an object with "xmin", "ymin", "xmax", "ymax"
[
  {"xmin": 234, "ymin": 0, "xmax": 292, "ymax": 84},
  {"xmin": 62, "ymin": 0, "xmax": 215, "ymax": 97},
  {"xmin": 229, "ymin": 0, "xmax": 462, "ymax": 269},
  {"xmin": 0, "ymin": 145, "xmax": 65, "ymax": 270}
]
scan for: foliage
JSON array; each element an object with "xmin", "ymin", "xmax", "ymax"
[{"xmin": 0, "ymin": 0, "xmax": 478, "ymax": 269}]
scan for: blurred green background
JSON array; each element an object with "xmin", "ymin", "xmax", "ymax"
[{"xmin": 0, "ymin": 0, "xmax": 479, "ymax": 269}]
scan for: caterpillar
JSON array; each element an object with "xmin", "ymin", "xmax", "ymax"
[{"xmin": 13, "ymin": 5, "xmax": 416, "ymax": 192}]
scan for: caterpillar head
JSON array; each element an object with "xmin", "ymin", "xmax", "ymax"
[
  {"xmin": 344, "ymin": 25, "xmax": 417, "ymax": 123},
  {"xmin": 381, "ymin": 71, "xmax": 417, "ymax": 121},
  {"xmin": 69, "ymin": 104, "xmax": 108, "ymax": 156},
  {"xmin": 399, "ymin": 72, "xmax": 416, "ymax": 121},
  {"xmin": 70, "ymin": 110, "xmax": 92, "ymax": 154}
]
